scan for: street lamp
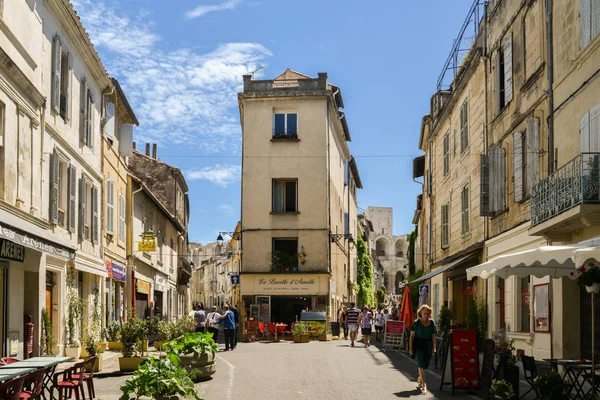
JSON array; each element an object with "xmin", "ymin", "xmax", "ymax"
[
  {"xmin": 329, "ymin": 233, "xmax": 355, "ymax": 249},
  {"xmin": 216, "ymin": 231, "xmax": 242, "ymax": 245}
]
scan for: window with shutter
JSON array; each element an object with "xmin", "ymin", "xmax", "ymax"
[
  {"xmin": 460, "ymin": 100, "xmax": 469, "ymax": 153},
  {"xmin": 272, "ymin": 179, "xmax": 297, "ymax": 212},
  {"xmin": 581, "ymin": 0, "xmax": 593, "ymax": 49},
  {"xmin": 344, "ymin": 213, "xmax": 349, "ymax": 235},
  {"xmin": 513, "ymin": 132, "xmax": 524, "ymax": 202},
  {"xmin": 480, "ymin": 154, "xmax": 492, "ymax": 216},
  {"xmin": 49, "ymin": 149, "xmax": 59, "ymax": 224},
  {"xmin": 119, "ymin": 194, "xmax": 125, "ymax": 244},
  {"xmin": 86, "ymin": 90, "xmax": 93, "ymax": 148},
  {"xmin": 461, "ymin": 184, "xmax": 470, "ymax": 235},
  {"xmin": 80, "ymin": 78, "xmax": 87, "ymax": 143},
  {"xmin": 272, "ymin": 112, "xmax": 298, "ymax": 138},
  {"xmin": 344, "ymin": 160, "xmax": 349, "ymax": 186},
  {"xmin": 105, "ymin": 102, "xmax": 115, "ymax": 139},
  {"xmin": 92, "ymin": 186, "xmax": 99, "ymax": 244},
  {"xmin": 119, "ymin": 124, "xmax": 134, "ymax": 156},
  {"xmin": 68, "ymin": 164, "xmax": 76, "ymax": 233},
  {"xmin": 504, "ymin": 34, "xmax": 513, "ymax": 104},
  {"xmin": 106, "ymin": 179, "xmax": 114, "ymax": 235},
  {"xmin": 441, "ymin": 204, "xmax": 449, "ymax": 249},
  {"xmin": 526, "ymin": 118, "xmax": 540, "ymax": 195},
  {"xmin": 443, "ymin": 133, "xmax": 450, "ymax": 176},
  {"xmin": 426, "ymin": 221, "xmax": 431, "ymax": 258},
  {"xmin": 496, "ymin": 147, "xmax": 506, "ymax": 212},
  {"xmin": 79, "ymin": 176, "xmax": 86, "ymax": 238},
  {"xmin": 51, "ymin": 35, "xmax": 62, "ymax": 114}
]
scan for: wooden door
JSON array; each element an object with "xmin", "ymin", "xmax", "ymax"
[{"xmin": 45, "ymin": 286, "xmax": 52, "ymax": 322}]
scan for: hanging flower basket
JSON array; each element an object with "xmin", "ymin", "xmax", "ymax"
[{"xmin": 572, "ymin": 264, "xmax": 600, "ymax": 293}]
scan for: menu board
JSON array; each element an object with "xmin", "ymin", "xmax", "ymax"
[
  {"xmin": 385, "ymin": 321, "xmax": 405, "ymax": 335},
  {"xmin": 450, "ymin": 330, "xmax": 480, "ymax": 389}
]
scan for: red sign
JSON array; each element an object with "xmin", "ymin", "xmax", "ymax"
[
  {"xmin": 450, "ymin": 330, "xmax": 480, "ymax": 389},
  {"xmin": 385, "ymin": 320, "xmax": 404, "ymax": 335}
]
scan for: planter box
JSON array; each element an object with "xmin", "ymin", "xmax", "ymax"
[
  {"xmin": 318, "ymin": 334, "xmax": 332, "ymax": 341},
  {"xmin": 85, "ymin": 356, "xmax": 103, "ymax": 372},
  {"xmin": 179, "ymin": 353, "xmax": 216, "ymax": 382},
  {"xmin": 64, "ymin": 346, "xmax": 81, "ymax": 360},
  {"xmin": 108, "ymin": 341, "xmax": 123, "ymax": 350},
  {"xmin": 80, "ymin": 347, "xmax": 89, "ymax": 359},
  {"xmin": 97, "ymin": 342, "xmax": 108, "ymax": 352},
  {"xmin": 154, "ymin": 340, "xmax": 164, "ymax": 351},
  {"xmin": 119, "ymin": 357, "xmax": 146, "ymax": 372},
  {"xmin": 300, "ymin": 334, "xmax": 310, "ymax": 343}
]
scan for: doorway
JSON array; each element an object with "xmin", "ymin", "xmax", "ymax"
[{"xmin": 0, "ymin": 262, "xmax": 7, "ymax": 356}]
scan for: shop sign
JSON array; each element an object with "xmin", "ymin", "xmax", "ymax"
[
  {"xmin": 461, "ymin": 284, "xmax": 475, "ymax": 296},
  {"xmin": 0, "ymin": 222, "xmax": 73, "ymax": 260},
  {"xmin": 0, "ymin": 238, "xmax": 25, "ymax": 262},
  {"xmin": 106, "ymin": 260, "xmax": 126, "ymax": 282},
  {"xmin": 240, "ymin": 274, "xmax": 329, "ymax": 295},
  {"xmin": 137, "ymin": 279, "xmax": 150, "ymax": 294},
  {"xmin": 138, "ymin": 232, "xmax": 156, "ymax": 252},
  {"xmin": 155, "ymin": 275, "xmax": 167, "ymax": 293}
]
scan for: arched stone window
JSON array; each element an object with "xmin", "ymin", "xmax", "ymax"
[
  {"xmin": 395, "ymin": 271, "xmax": 405, "ymax": 293},
  {"xmin": 395, "ymin": 240, "xmax": 404, "ymax": 257},
  {"xmin": 376, "ymin": 238, "xmax": 388, "ymax": 257}
]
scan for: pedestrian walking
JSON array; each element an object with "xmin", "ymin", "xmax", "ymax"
[
  {"xmin": 339, "ymin": 306, "xmax": 348, "ymax": 340},
  {"xmin": 206, "ymin": 306, "xmax": 221, "ymax": 342},
  {"xmin": 409, "ymin": 304, "xmax": 437, "ymax": 394},
  {"xmin": 219, "ymin": 305, "xmax": 236, "ymax": 351},
  {"xmin": 194, "ymin": 304, "xmax": 207, "ymax": 333},
  {"xmin": 346, "ymin": 303, "xmax": 360, "ymax": 347},
  {"xmin": 374, "ymin": 307, "xmax": 385, "ymax": 342},
  {"xmin": 229, "ymin": 303, "xmax": 240, "ymax": 347},
  {"xmin": 358, "ymin": 307, "xmax": 373, "ymax": 347}
]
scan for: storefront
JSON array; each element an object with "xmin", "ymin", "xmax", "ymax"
[
  {"xmin": 154, "ymin": 274, "xmax": 167, "ymax": 319},
  {"xmin": 240, "ymin": 274, "xmax": 330, "ymax": 325},
  {"xmin": 105, "ymin": 260, "xmax": 126, "ymax": 322}
]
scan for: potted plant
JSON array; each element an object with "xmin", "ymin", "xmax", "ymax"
[
  {"xmin": 119, "ymin": 311, "xmax": 147, "ymax": 372},
  {"xmin": 119, "ymin": 356, "xmax": 201, "ymax": 400},
  {"xmin": 82, "ymin": 334, "xmax": 104, "ymax": 372},
  {"xmin": 534, "ymin": 372, "xmax": 569, "ymax": 399},
  {"xmin": 104, "ymin": 320, "xmax": 123, "ymax": 350},
  {"xmin": 491, "ymin": 379, "xmax": 515, "ymax": 400},
  {"xmin": 65, "ymin": 339, "xmax": 81, "ymax": 359},
  {"xmin": 574, "ymin": 264, "xmax": 600, "ymax": 293},
  {"xmin": 65, "ymin": 269, "xmax": 85, "ymax": 359},
  {"xmin": 292, "ymin": 322, "xmax": 310, "ymax": 343},
  {"xmin": 154, "ymin": 320, "xmax": 173, "ymax": 351},
  {"xmin": 41, "ymin": 308, "xmax": 56, "ymax": 356},
  {"xmin": 494, "ymin": 340, "xmax": 519, "ymax": 399},
  {"xmin": 163, "ymin": 332, "xmax": 218, "ymax": 382},
  {"xmin": 318, "ymin": 326, "xmax": 332, "ymax": 341}
]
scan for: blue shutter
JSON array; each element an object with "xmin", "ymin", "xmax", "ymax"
[
  {"xmin": 344, "ymin": 213, "xmax": 349, "ymax": 235},
  {"xmin": 274, "ymin": 114, "xmax": 285, "ymax": 135},
  {"xmin": 287, "ymin": 113, "xmax": 297, "ymax": 134}
]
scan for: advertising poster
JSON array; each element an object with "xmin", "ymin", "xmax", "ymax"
[{"xmin": 450, "ymin": 330, "xmax": 480, "ymax": 389}]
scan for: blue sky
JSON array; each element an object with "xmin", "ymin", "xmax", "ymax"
[{"xmin": 72, "ymin": 0, "xmax": 475, "ymax": 244}]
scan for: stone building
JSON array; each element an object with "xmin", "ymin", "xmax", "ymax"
[
  {"xmin": 238, "ymin": 69, "xmax": 362, "ymax": 324},
  {"xmin": 364, "ymin": 207, "xmax": 409, "ymax": 295}
]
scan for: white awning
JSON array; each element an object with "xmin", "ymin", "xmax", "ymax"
[
  {"xmin": 467, "ymin": 237, "xmax": 600, "ymax": 280},
  {"xmin": 573, "ymin": 246, "xmax": 600, "ymax": 268}
]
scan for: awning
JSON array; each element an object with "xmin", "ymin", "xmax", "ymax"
[
  {"xmin": 75, "ymin": 255, "xmax": 109, "ymax": 278},
  {"xmin": 466, "ymin": 237, "xmax": 600, "ymax": 280},
  {"xmin": 411, "ymin": 255, "xmax": 472, "ymax": 284},
  {"xmin": 573, "ymin": 246, "xmax": 600, "ymax": 269},
  {"xmin": 0, "ymin": 210, "xmax": 75, "ymax": 260}
]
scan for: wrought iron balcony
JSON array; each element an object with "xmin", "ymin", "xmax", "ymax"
[{"xmin": 531, "ymin": 153, "xmax": 600, "ymax": 227}]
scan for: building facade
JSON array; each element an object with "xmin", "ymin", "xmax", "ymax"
[{"xmin": 238, "ymin": 69, "xmax": 362, "ymax": 325}]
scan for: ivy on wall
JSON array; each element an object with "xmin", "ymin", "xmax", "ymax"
[
  {"xmin": 357, "ymin": 234, "xmax": 375, "ymax": 307},
  {"xmin": 408, "ymin": 228, "xmax": 417, "ymax": 276}
]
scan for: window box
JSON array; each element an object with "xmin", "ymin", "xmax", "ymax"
[{"xmin": 272, "ymin": 133, "xmax": 299, "ymax": 140}]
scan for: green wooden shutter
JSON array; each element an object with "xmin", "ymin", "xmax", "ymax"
[
  {"xmin": 79, "ymin": 176, "xmax": 86, "ymax": 239},
  {"xmin": 68, "ymin": 164, "xmax": 77, "ymax": 233},
  {"xmin": 49, "ymin": 149, "xmax": 59, "ymax": 224},
  {"xmin": 92, "ymin": 185, "xmax": 99, "ymax": 244}
]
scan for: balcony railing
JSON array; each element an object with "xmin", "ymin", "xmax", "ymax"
[{"xmin": 531, "ymin": 153, "xmax": 600, "ymax": 226}]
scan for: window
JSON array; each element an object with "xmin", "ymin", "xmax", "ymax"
[
  {"xmin": 79, "ymin": 176, "xmax": 98, "ymax": 243},
  {"xmin": 519, "ymin": 276, "xmax": 531, "ymax": 332},
  {"xmin": 170, "ymin": 238, "xmax": 175, "ymax": 269},
  {"xmin": 580, "ymin": 0, "xmax": 600, "ymax": 49},
  {"xmin": 272, "ymin": 238, "xmax": 298, "ymax": 272},
  {"xmin": 495, "ymin": 34, "xmax": 513, "ymax": 115},
  {"xmin": 461, "ymin": 184, "xmax": 470, "ymax": 235},
  {"xmin": 513, "ymin": 119, "xmax": 541, "ymax": 202},
  {"xmin": 272, "ymin": 179, "xmax": 297, "ymax": 212},
  {"xmin": 118, "ymin": 194, "xmax": 125, "ymax": 244},
  {"xmin": 51, "ymin": 35, "xmax": 72, "ymax": 121},
  {"xmin": 533, "ymin": 283, "xmax": 550, "ymax": 332},
  {"xmin": 443, "ymin": 133, "xmax": 450, "ymax": 176},
  {"xmin": 480, "ymin": 147, "xmax": 506, "ymax": 216},
  {"xmin": 106, "ymin": 179, "xmax": 115, "ymax": 235},
  {"xmin": 273, "ymin": 112, "xmax": 298, "ymax": 138},
  {"xmin": 441, "ymin": 203, "xmax": 449, "ymax": 249},
  {"xmin": 460, "ymin": 100, "xmax": 469, "ymax": 153},
  {"xmin": 80, "ymin": 78, "xmax": 94, "ymax": 147},
  {"xmin": 49, "ymin": 148, "xmax": 76, "ymax": 232}
]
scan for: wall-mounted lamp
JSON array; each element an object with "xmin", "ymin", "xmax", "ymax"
[{"xmin": 216, "ymin": 231, "xmax": 242, "ymax": 246}]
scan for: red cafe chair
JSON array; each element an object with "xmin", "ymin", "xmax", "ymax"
[
  {"xmin": 267, "ymin": 322, "xmax": 276, "ymax": 341},
  {"xmin": 0, "ymin": 376, "xmax": 25, "ymax": 400},
  {"xmin": 72, "ymin": 356, "xmax": 97, "ymax": 399},
  {"xmin": 51, "ymin": 362, "xmax": 86, "ymax": 400},
  {"xmin": 258, "ymin": 322, "xmax": 266, "ymax": 339},
  {"xmin": 19, "ymin": 368, "xmax": 46, "ymax": 399},
  {"xmin": 2, "ymin": 357, "xmax": 20, "ymax": 365}
]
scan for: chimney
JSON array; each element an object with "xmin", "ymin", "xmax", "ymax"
[
  {"xmin": 145, "ymin": 143, "xmax": 150, "ymax": 156},
  {"xmin": 152, "ymin": 143, "xmax": 157, "ymax": 159},
  {"xmin": 132, "ymin": 142, "xmax": 136, "ymax": 150}
]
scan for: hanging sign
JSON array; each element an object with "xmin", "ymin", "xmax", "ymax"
[
  {"xmin": 138, "ymin": 232, "xmax": 156, "ymax": 252},
  {"xmin": 106, "ymin": 260, "xmax": 126, "ymax": 282},
  {"xmin": 136, "ymin": 279, "xmax": 150, "ymax": 294},
  {"xmin": 440, "ymin": 330, "xmax": 480, "ymax": 395}
]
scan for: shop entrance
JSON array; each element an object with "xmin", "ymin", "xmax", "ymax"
[
  {"xmin": 271, "ymin": 296, "xmax": 312, "ymax": 326},
  {"xmin": 0, "ymin": 262, "xmax": 6, "ymax": 356}
]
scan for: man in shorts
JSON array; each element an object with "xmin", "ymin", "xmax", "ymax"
[{"xmin": 346, "ymin": 303, "xmax": 360, "ymax": 347}]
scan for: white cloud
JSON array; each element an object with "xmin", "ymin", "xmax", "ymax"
[
  {"xmin": 71, "ymin": 0, "xmax": 272, "ymax": 152},
  {"xmin": 185, "ymin": 0, "xmax": 243, "ymax": 19},
  {"xmin": 218, "ymin": 204, "xmax": 235, "ymax": 215},
  {"xmin": 186, "ymin": 164, "xmax": 241, "ymax": 187}
]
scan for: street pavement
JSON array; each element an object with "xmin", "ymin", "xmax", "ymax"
[{"xmin": 94, "ymin": 337, "xmax": 482, "ymax": 400}]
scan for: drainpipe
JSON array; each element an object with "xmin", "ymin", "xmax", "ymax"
[{"xmin": 546, "ymin": 0, "xmax": 555, "ymax": 174}]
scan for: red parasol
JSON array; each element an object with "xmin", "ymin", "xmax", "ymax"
[{"xmin": 399, "ymin": 286, "xmax": 415, "ymax": 330}]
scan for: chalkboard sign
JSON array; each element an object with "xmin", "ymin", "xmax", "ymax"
[{"xmin": 439, "ymin": 330, "xmax": 480, "ymax": 395}]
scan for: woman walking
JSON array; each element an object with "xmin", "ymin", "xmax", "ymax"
[
  {"xmin": 358, "ymin": 307, "xmax": 373, "ymax": 347},
  {"xmin": 374, "ymin": 307, "xmax": 385, "ymax": 342},
  {"xmin": 409, "ymin": 304, "xmax": 437, "ymax": 394},
  {"xmin": 339, "ymin": 306, "xmax": 348, "ymax": 340}
]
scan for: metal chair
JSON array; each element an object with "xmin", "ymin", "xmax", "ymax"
[
  {"xmin": 266, "ymin": 322, "xmax": 276, "ymax": 341},
  {"xmin": 520, "ymin": 355, "xmax": 539, "ymax": 399},
  {"xmin": 1, "ymin": 357, "xmax": 20, "ymax": 365},
  {"xmin": 19, "ymin": 368, "xmax": 46, "ymax": 399},
  {"xmin": 0, "ymin": 376, "xmax": 26, "ymax": 400},
  {"xmin": 72, "ymin": 357, "xmax": 97, "ymax": 400},
  {"xmin": 51, "ymin": 362, "xmax": 86, "ymax": 400}
]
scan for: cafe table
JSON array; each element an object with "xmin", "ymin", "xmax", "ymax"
[
  {"xmin": 0, "ymin": 366, "xmax": 37, "ymax": 382},
  {"xmin": 275, "ymin": 323, "xmax": 288, "ymax": 341},
  {"xmin": 0, "ymin": 356, "xmax": 74, "ymax": 400},
  {"xmin": 543, "ymin": 359, "xmax": 593, "ymax": 399}
]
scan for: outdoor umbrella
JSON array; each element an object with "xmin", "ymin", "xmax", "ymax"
[{"xmin": 399, "ymin": 286, "xmax": 415, "ymax": 331}]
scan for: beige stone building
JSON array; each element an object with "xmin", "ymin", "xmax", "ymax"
[
  {"xmin": 238, "ymin": 69, "xmax": 362, "ymax": 324},
  {"xmin": 101, "ymin": 79, "xmax": 138, "ymax": 323}
]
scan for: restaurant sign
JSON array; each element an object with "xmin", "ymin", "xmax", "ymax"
[
  {"xmin": 240, "ymin": 274, "xmax": 329, "ymax": 295},
  {"xmin": 137, "ymin": 279, "xmax": 151, "ymax": 294},
  {"xmin": 0, "ymin": 238, "xmax": 25, "ymax": 262},
  {"xmin": 0, "ymin": 222, "xmax": 73, "ymax": 260},
  {"xmin": 138, "ymin": 232, "xmax": 156, "ymax": 252}
]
